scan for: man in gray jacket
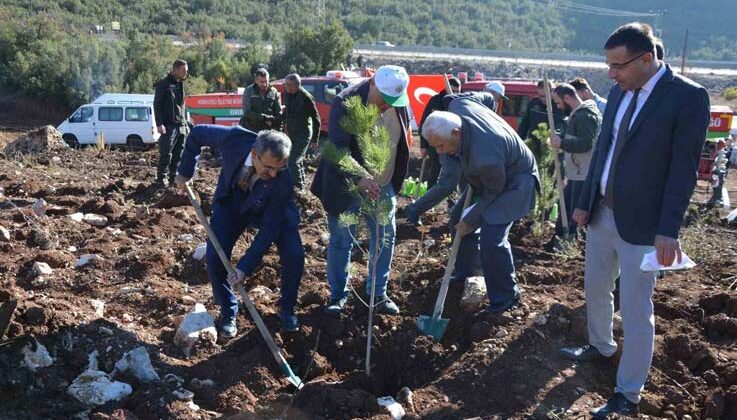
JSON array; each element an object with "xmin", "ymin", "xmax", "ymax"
[
  {"xmin": 422, "ymin": 97, "xmax": 539, "ymax": 313},
  {"xmin": 550, "ymin": 83, "xmax": 602, "ymax": 241}
]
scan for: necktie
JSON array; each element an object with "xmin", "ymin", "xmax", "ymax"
[
  {"xmin": 237, "ymin": 166, "xmax": 256, "ymax": 191},
  {"xmin": 603, "ymin": 88, "xmax": 641, "ymax": 208}
]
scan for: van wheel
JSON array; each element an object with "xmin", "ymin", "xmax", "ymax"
[
  {"xmin": 126, "ymin": 136, "xmax": 145, "ymax": 151},
  {"xmin": 62, "ymin": 134, "xmax": 80, "ymax": 149}
]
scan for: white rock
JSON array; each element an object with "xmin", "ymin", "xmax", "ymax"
[
  {"xmin": 460, "ymin": 276, "xmax": 487, "ymax": 312},
  {"xmin": 248, "ymin": 285, "xmax": 275, "ymax": 303},
  {"xmin": 76, "ymin": 254, "xmax": 103, "ymax": 268},
  {"xmin": 495, "ymin": 328, "xmax": 509, "ymax": 338},
  {"xmin": 0, "ymin": 225, "xmax": 11, "ymax": 242},
  {"xmin": 51, "ymin": 156, "xmax": 61, "ymax": 163},
  {"xmin": 113, "ymin": 346, "xmax": 160, "ymax": 382},
  {"xmin": 69, "ymin": 212, "xmax": 84, "ymax": 223},
  {"xmin": 377, "ymin": 396, "xmax": 405, "ymax": 420},
  {"xmin": 178, "ymin": 234, "xmax": 194, "ymax": 242},
  {"xmin": 192, "ymin": 243, "xmax": 207, "ymax": 261},
  {"xmin": 22, "ymin": 340, "xmax": 53, "ymax": 371},
  {"xmin": 319, "ymin": 232, "xmax": 330, "ymax": 245},
  {"xmin": 173, "ymin": 388, "xmax": 195, "ymax": 401},
  {"xmin": 67, "ymin": 369, "xmax": 132, "ymax": 406},
  {"xmin": 89, "ymin": 299, "xmax": 105, "ymax": 318},
  {"xmin": 31, "ymin": 261, "xmax": 53, "ymax": 277},
  {"xmin": 106, "ymin": 227, "xmax": 123, "ymax": 237},
  {"xmin": 68, "ymin": 246, "xmax": 77, "ymax": 252},
  {"xmin": 423, "ymin": 239, "xmax": 436, "ymax": 247},
  {"xmin": 174, "ymin": 303, "xmax": 217, "ymax": 357},
  {"xmin": 32, "ymin": 199, "xmax": 47, "ymax": 216},
  {"xmin": 82, "ymin": 214, "xmax": 108, "ymax": 227}
]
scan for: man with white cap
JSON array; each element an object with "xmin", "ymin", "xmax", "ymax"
[
  {"xmin": 311, "ymin": 65, "xmax": 412, "ymax": 316},
  {"xmin": 484, "ymin": 81, "xmax": 508, "ymax": 113}
]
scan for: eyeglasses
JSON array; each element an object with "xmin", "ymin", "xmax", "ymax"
[
  {"xmin": 606, "ymin": 52, "xmax": 648, "ymax": 70},
  {"xmin": 255, "ymin": 153, "xmax": 288, "ymax": 173}
]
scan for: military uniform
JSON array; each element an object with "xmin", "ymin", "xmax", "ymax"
[
  {"xmin": 240, "ymin": 83, "xmax": 283, "ymax": 132},
  {"xmin": 284, "ymin": 86, "xmax": 321, "ymax": 189}
]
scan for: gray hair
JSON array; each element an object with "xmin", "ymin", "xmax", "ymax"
[
  {"xmin": 285, "ymin": 73, "xmax": 301, "ymax": 86},
  {"xmin": 255, "ymin": 130, "xmax": 291, "ymax": 160},
  {"xmin": 422, "ymin": 111, "xmax": 462, "ymax": 141}
]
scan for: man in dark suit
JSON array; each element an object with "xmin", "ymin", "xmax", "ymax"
[
  {"xmin": 560, "ymin": 23, "xmax": 710, "ymax": 418},
  {"xmin": 175, "ymin": 126, "xmax": 304, "ymax": 336},
  {"xmin": 311, "ymin": 65, "xmax": 411, "ymax": 316}
]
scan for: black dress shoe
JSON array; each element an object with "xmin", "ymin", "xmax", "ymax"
[
  {"xmin": 591, "ymin": 392, "xmax": 639, "ymax": 419},
  {"xmin": 559, "ymin": 344, "xmax": 606, "ymax": 362}
]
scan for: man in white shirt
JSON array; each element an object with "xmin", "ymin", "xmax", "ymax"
[{"xmin": 560, "ymin": 23, "xmax": 710, "ymax": 418}]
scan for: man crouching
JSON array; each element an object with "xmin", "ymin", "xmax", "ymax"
[{"xmin": 175, "ymin": 126, "xmax": 304, "ymax": 336}]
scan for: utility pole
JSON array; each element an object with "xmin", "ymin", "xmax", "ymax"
[{"xmin": 680, "ymin": 29, "xmax": 689, "ymax": 75}]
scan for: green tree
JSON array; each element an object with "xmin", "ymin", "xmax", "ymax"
[{"xmin": 271, "ymin": 20, "xmax": 353, "ymax": 77}]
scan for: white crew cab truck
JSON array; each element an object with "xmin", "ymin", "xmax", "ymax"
[{"xmin": 57, "ymin": 93, "xmax": 160, "ymax": 148}]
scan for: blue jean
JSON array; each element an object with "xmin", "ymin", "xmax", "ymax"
[
  {"xmin": 326, "ymin": 186, "xmax": 397, "ymax": 300},
  {"xmin": 451, "ymin": 190, "xmax": 520, "ymax": 311},
  {"xmin": 206, "ymin": 193, "xmax": 304, "ymax": 321}
]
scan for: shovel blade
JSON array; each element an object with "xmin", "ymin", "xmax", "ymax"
[{"xmin": 416, "ymin": 315, "xmax": 449, "ymax": 342}]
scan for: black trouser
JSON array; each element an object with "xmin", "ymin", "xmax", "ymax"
[
  {"xmin": 423, "ymin": 146, "xmax": 442, "ymax": 188},
  {"xmin": 157, "ymin": 125, "xmax": 186, "ymax": 183}
]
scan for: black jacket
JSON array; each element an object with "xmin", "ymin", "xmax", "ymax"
[{"xmin": 153, "ymin": 74, "xmax": 185, "ymax": 128}]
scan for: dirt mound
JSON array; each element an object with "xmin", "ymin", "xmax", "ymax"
[{"xmin": 3, "ymin": 125, "xmax": 68, "ymax": 155}]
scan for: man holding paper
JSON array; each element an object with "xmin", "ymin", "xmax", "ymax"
[
  {"xmin": 559, "ymin": 23, "xmax": 710, "ymax": 418},
  {"xmin": 422, "ymin": 95, "xmax": 539, "ymax": 314}
]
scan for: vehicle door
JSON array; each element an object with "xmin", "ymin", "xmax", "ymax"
[
  {"xmin": 66, "ymin": 106, "xmax": 96, "ymax": 144},
  {"xmin": 96, "ymin": 106, "xmax": 125, "ymax": 143}
]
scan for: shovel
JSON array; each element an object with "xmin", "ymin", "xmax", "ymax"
[
  {"xmin": 542, "ymin": 72, "xmax": 572, "ymax": 243},
  {"xmin": 417, "ymin": 186, "xmax": 474, "ymax": 341},
  {"xmin": 183, "ymin": 184, "xmax": 303, "ymax": 389}
]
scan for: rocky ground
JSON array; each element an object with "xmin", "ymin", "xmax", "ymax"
[{"xmin": 0, "ymin": 127, "xmax": 737, "ymax": 420}]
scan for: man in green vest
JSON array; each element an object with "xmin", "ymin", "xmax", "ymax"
[
  {"xmin": 240, "ymin": 68, "xmax": 283, "ymax": 132},
  {"xmin": 283, "ymin": 73, "xmax": 321, "ymax": 190}
]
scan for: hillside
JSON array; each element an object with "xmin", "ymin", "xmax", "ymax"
[{"xmin": 2, "ymin": 0, "xmax": 735, "ymax": 59}]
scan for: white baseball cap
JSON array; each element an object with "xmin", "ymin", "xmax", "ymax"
[
  {"xmin": 484, "ymin": 81, "xmax": 509, "ymax": 100},
  {"xmin": 374, "ymin": 65, "xmax": 410, "ymax": 107}
]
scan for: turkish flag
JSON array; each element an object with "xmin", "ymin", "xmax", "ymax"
[{"xmin": 407, "ymin": 75, "xmax": 448, "ymax": 127}]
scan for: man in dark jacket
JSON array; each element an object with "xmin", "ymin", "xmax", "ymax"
[
  {"xmin": 240, "ymin": 68, "xmax": 283, "ymax": 132},
  {"xmin": 419, "ymin": 76, "xmax": 461, "ymax": 189},
  {"xmin": 517, "ymin": 80, "xmax": 565, "ymax": 160},
  {"xmin": 560, "ymin": 23, "xmax": 710, "ymax": 418},
  {"xmin": 549, "ymin": 83, "xmax": 602, "ymax": 241},
  {"xmin": 423, "ymin": 97, "xmax": 539, "ymax": 314},
  {"xmin": 153, "ymin": 59, "xmax": 188, "ymax": 186},
  {"xmin": 283, "ymin": 73, "xmax": 321, "ymax": 190},
  {"xmin": 311, "ymin": 65, "xmax": 411, "ymax": 316},
  {"xmin": 175, "ymin": 126, "xmax": 304, "ymax": 336}
]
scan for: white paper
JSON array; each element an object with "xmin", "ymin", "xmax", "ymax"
[{"xmin": 639, "ymin": 250, "xmax": 696, "ymax": 272}]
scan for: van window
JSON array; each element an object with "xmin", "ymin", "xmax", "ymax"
[
  {"xmin": 502, "ymin": 95, "xmax": 531, "ymax": 118},
  {"xmin": 70, "ymin": 107, "xmax": 93, "ymax": 123},
  {"xmin": 125, "ymin": 107, "xmax": 150, "ymax": 122},
  {"xmin": 99, "ymin": 107, "xmax": 123, "ymax": 121},
  {"xmin": 324, "ymin": 82, "xmax": 350, "ymax": 103}
]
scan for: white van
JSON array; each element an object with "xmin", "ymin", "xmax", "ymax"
[{"xmin": 57, "ymin": 93, "xmax": 160, "ymax": 148}]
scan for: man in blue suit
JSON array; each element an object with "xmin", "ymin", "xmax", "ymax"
[
  {"xmin": 559, "ymin": 23, "xmax": 710, "ymax": 418},
  {"xmin": 175, "ymin": 126, "xmax": 304, "ymax": 336}
]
